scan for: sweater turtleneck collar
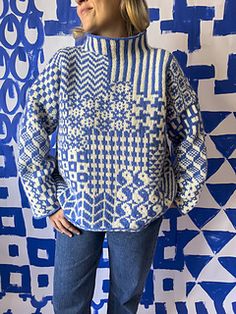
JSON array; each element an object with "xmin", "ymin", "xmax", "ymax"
[{"xmin": 82, "ymin": 28, "xmax": 150, "ymax": 58}]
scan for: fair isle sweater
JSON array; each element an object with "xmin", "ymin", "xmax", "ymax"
[{"xmin": 17, "ymin": 28, "xmax": 208, "ymax": 232}]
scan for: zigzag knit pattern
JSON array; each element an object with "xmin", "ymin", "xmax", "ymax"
[{"xmin": 17, "ymin": 29, "xmax": 208, "ymax": 232}]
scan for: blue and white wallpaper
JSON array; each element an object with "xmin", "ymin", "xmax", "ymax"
[{"xmin": 1, "ymin": 0, "xmax": 236, "ymax": 313}]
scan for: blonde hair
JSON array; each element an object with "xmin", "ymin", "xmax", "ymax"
[{"xmin": 71, "ymin": 0, "xmax": 150, "ymax": 40}]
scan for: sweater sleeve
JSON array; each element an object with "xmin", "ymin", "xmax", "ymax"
[
  {"xmin": 16, "ymin": 49, "xmax": 64, "ymax": 219},
  {"xmin": 165, "ymin": 52, "xmax": 208, "ymax": 214}
]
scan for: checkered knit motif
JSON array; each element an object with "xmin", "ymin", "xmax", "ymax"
[
  {"xmin": 16, "ymin": 49, "xmax": 64, "ymax": 218},
  {"xmin": 166, "ymin": 53, "xmax": 208, "ymax": 214}
]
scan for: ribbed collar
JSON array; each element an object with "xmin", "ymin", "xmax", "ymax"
[{"xmin": 82, "ymin": 28, "xmax": 149, "ymax": 58}]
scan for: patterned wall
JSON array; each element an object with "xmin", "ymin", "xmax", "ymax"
[{"xmin": 0, "ymin": 0, "xmax": 236, "ymax": 313}]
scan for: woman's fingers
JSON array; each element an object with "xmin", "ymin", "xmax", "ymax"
[
  {"xmin": 49, "ymin": 208, "xmax": 80, "ymax": 237},
  {"xmin": 60, "ymin": 217, "xmax": 81, "ymax": 236}
]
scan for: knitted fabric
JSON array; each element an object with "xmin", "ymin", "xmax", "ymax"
[{"xmin": 17, "ymin": 29, "xmax": 208, "ymax": 232}]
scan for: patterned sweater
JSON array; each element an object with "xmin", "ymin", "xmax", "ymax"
[{"xmin": 17, "ymin": 28, "xmax": 208, "ymax": 232}]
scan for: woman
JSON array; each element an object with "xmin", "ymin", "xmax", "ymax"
[{"xmin": 17, "ymin": 0, "xmax": 208, "ymax": 313}]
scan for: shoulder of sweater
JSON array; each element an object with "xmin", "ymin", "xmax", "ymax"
[
  {"xmin": 159, "ymin": 48, "xmax": 174, "ymax": 69},
  {"xmin": 55, "ymin": 45, "xmax": 82, "ymax": 56},
  {"xmin": 150, "ymin": 46, "xmax": 173, "ymax": 62},
  {"xmin": 151, "ymin": 47, "xmax": 174, "ymax": 72},
  {"xmin": 50, "ymin": 45, "xmax": 83, "ymax": 68}
]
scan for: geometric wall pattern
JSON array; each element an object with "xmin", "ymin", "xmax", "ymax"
[{"xmin": 1, "ymin": 0, "xmax": 236, "ymax": 313}]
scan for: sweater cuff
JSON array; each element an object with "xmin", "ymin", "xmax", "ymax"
[
  {"xmin": 172, "ymin": 183, "xmax": 204, "ymax": 214},
  {"xmin": 32, "ymin": 205, "xmax": 62, "ymax": 220}
]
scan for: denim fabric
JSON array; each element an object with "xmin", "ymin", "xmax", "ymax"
[{"xmin": 52, "ymin": 215, "xmax": 163, "ymax": 314}]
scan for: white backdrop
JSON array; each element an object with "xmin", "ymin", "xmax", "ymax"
[{"xmin": 0, "ymin": 0, "xmax": 236, "ymax": 313}]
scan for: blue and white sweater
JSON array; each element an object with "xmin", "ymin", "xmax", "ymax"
[{"xmin": 17, "ymin": 28, "xmax": 208, "ymax": 232}]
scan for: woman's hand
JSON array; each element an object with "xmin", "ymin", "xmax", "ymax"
[{"xmin": 49, "ymin": 208, "xmax": 81, "ymax": 237}]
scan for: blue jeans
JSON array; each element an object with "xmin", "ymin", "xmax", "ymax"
[{"xmin": 52, "ymin": 216, "xmax": 163, "ymax": 314}]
